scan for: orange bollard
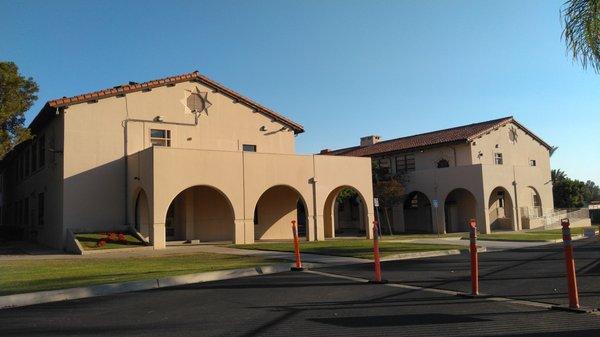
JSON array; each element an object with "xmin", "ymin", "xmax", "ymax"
[
  {"xmin": 469, "ymin": 219, "xmax": 479, "ymax": 296},
  {"xmin": 561, "ymin": 219, "xmax": 580, "ymax": 309},
  {"xmin": 290, "ymin": 220, "xmax": 304, "ymax": 271},
  {"xmin": 369, "ymin": 220, "xmax": 387, "ymax": 284}
]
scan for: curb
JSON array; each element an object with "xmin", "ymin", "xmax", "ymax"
[
  {"xmin": 380, "ymin": 248, "xmax": 484, "ymax": 262},
  {"xmin": 0, "ymin": 262, "xmax": 317, "ymax": 310}
]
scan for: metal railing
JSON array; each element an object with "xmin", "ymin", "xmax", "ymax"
[{"xmin": 542, "ymin": 208, "xmax": 589, "ymax": 229}]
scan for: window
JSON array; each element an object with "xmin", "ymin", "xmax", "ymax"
[
  {"xmin": 437, "ymin": 159, "xmax": 450, "ymax": 168},
  {"xmin": 23, "ymin": 198, "xmax": 29, "ymax": 227},
  {"xmin": 529, "ymin": 159, "xmax": 536, "ymax": 167},
  {"xmin": 395, "ymin": 153, "xmax": 415, "ymax": 173},
  {"xmin": 150, "ymin": 129, "xmax": 171, "ymax": 147},
  {"xmin": 243, "ymin": 144, "xmax": 257, "ymax": 152},
  {"xmin": 497, "ymin": 191, "xmax": 505, "ymax": 208},
  {"xmin": 31, "ymin": 140, "xmax": 37, "ymax": 170},
  {"xmin": 38, "ymin": 135, "xmax": 45, "ymax": 168},
  {"xmin": 38, "ymin": 193, "xmax": 45, "ymax": 227},
  {"xmin": 24, "ymin": 147, "xmax": 30, "ymax": 177},
  {"xmin": 377, "ymin": 158, "xmax": 391, "ymax": 174},
  {"xmin": 494, "ymin": 153, "xmax": 503, "ymax": 165}
]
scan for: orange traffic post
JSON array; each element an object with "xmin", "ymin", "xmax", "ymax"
[
  {"xmin": 469, "ymin": 219, "xmax": 479, "ymax": 296},
  {"xmin": 290, "ymin": 220, "xmax": 304, "ymax": 271},
  {"xmin": 369, "ymin": 220, "xmax": 387, "ymax": 284},
  {"xmin": 561, "ymin": 219, "xmax": 580, "ymax": 309}
]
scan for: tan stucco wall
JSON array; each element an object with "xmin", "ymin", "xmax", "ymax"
[
  {"xmin": 1, "ymin": 115, "xmax": 65, "ymax": 249},
  {"xmin": 254, "ymin": 185, "xmax": 299, "ymax": 240},
  {"xmin": 370, "ymin": 121, "xmax": 553, "ymax": 235},
  {"xmin": 148, "ymin": 147, "xmax": 374, "ymax": 247},
  {"xmin": 59, "ymin": 80, "xmax": 296, "ymax": 245}
]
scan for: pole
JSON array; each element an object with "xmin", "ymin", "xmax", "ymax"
[
  {"xmin": 561, "ymin": 218, "xmax": 580, "ymax": 309},
  {"xmin": 369, "ymin": 220, "xmax": 387, "ymax": 284},
  {"xmin": 291, "ymin": 220, "xmax": 304, "ymax": 271},
  {"xmin": 469, "ymin": 219, "xmax": 479, "ymax": 296}
]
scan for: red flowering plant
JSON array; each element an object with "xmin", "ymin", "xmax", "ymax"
[
  {"xmin": 107, "ymin": 232, "xmax": 117, "ymax": 241},
  {"xmin": 118, "ymin": 233, "xmax": 127, "ymax": 244},
  {"xmin": 96, "ymin": 239, "xmax": 106, "ymax": 247}
]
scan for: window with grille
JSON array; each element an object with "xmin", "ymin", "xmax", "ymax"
[
  {"xmin": 395, "ymin": 154, "xmax": 415, "ymax": 173},
  {"xmin": 377, "ymin": 158, "xmax": 391, "ymax": 174},
  {"xmin": 494, "ymin": 153, "xmax": 503, "ymax": 165},
  {"xmin": 150, "ymin": 129, "xmax": 171, "ymax": 147}
]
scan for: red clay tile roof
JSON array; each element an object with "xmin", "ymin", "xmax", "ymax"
[
  {"xmin": 326, "ymin": 116, "xmax": 551, "ymax": 157},
  {"xmin": 37, "ymin": 71, "xmax": 304, "ymax": 133}
]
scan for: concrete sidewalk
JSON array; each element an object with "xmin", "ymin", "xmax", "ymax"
[{"xmin": 404, "ymin": 237, "xmax": 549, "ymax": 251}]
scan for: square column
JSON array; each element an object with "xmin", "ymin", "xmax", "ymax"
[
  {"xmin": 151, "ymin": 223, "xmax": 166, "ymax": 249},
  {"xmin": 314, "ymin": 215, "xmax": 325, "ymax": 241},
  {"xmin": 366, "ymin": 212, "xmax": 375, "ymax": 239},
  {"xmin": 234, "ymin": 219, "xmax": 255, "ymax": 244}
]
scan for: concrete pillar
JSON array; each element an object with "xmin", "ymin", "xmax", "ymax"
[
  {"xmin": 234, "ymin": 219, "xmax": 253, "ymax": 244},
  {"xmin": 314, "ymin": 214, "xmax": 325, "ymax": 241},
  {"xmin": 477, "ymin": 204, "xmax": 490, "ymax": 234},
  {"xmin": 151, "ymin": 223, "xmax": 166, "ymax": 249},
  {"xmin": 307, "ymin": 216, "xmax": 316, "ymax": 241},
  {"xmin": 184, "ymin": 189, "xmax": 195, "ymax": 241}
]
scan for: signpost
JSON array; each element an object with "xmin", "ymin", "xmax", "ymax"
[{"xmin": 432, "ymin": 199, "xmax": 440, "ymax": 237}]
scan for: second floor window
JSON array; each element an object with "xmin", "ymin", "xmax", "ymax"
[
  {"xmin": 243, "ymin": 144, "xmax": 257, "ymax": 152},
  {"xmin": 376, "ymin": 158, "xmax": 391, "ymax": 174},
  {"xmin": 437, "ymin": 159, "xmax": 450, "ymax": 168},
  {"xmin": 150, "ymin": 129, "xmax": 171, "ymax": 147},
  {"xmin": 395, "ymin": 154, "xmax": 415, "ymax": 173},
  {"xmin": 494, "ymin": 153, "xmax": 503, "ymax": 165},
  {"xmin": 529, "ymin": 159, "xmax": 536, "ymax": 167}
]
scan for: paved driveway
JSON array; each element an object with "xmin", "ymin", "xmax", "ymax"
[{"xmin": 321, "ymin": 238, "xmax": 600, "ymax": 309}]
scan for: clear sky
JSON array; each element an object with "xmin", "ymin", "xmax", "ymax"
[{"xmin": 1, "ymin": 0, "xmax": 598, "ymax": 183}]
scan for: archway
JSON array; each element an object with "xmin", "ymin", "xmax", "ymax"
[
  {"xmin": 253, "ymin": 185, "xmax": 308, "ymax": 240},
  {"xmin": 324, "ymin": 186, "xmax": 368, "ymax": 238},
  {"xmin": 134, "ymin": 189, "xmax": 150, "ymax": 237},
  {"xmin": 165, "ymin": 185, "xmax": 235, "ymax": 242},
  {"xmin": 522, "ymin": 186, "xmax": 542, "ymax": 218},
  {"xmin": 488, "ymin": 186, "xmax": 515, "ymax": 231},
  {"xmin": 444, "ymin": 188, "xmax": 477, "ymax": 233},
  {"xmin": 403, "ymin": 191, "xmax": 433, "ymax": 233}
]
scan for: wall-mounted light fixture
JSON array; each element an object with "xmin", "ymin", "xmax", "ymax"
[
  {"xmin": 154, "ymin": 116, "xmax": 165, "ymax": 122},
  {"xmin": 260, "ymin": 126, "xmax": 267, "ymax": 132}
]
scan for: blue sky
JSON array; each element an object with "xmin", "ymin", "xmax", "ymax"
[{"xmin": 1, "ymin": 0, "xmax": 598, "ymax": 183}]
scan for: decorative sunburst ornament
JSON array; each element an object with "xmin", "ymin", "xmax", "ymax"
[
  {"xmin": 509, "ymin": 126, "xmax": 518, "ymax": 143},
  {"xmin": 186, "ymin": 87, "xmax": 212, "ymax": 115}
]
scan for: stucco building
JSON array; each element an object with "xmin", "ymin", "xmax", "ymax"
[
  {"xmin": 323, "ymin": 117, "xmax": 554, "ymax": 234},
  {"xmin": 0, "ymin": 71, "xmax": 374, "ymax": 250}
]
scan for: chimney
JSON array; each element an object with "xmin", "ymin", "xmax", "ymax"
[
  {"xmin": 360, "ymin": 135, "xmax": 380, "ymax": 147},
  {"xmin": 320, "ymin": 149, "xmax": 332, "ymax": 154}
]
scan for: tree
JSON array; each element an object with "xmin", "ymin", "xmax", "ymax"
[
  {"xmin": 551, "ymin": 169, "xmax": 599, "ymax": 208},
  {"xmin": 373, "ymin": 178, "xmax": 405, "ymax": 235},
  {"xmin": 562, "ymin": 0, "xmax": 600, "ymax": 72},
  {"xmin": 0, "ymin": 62, "xmax": 38, "ymax": 158},
  {"xmin": 584, "ymin": 180, "xmax": 600, "ymax": 202},
  {"xmin": 551, "ymin": 169, "xmax": 567, "ymax": 184}
]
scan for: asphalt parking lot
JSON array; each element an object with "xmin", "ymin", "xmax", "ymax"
[{"xmin": 0, "ymin": 239, "xmax": 598, "ymax": 337}]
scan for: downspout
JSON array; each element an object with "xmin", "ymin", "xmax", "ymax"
[{"xmin": 512, "ymin": 165, "xmax": 520, "ymax": 230}]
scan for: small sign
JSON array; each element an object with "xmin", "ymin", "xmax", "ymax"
[
  {"xmin": 432, "ymin": 199, "xmax": 439, "ymax": 208},
  {"xmin": 373, "ymin": 198, "xmax": 379, "ymax": 207}
]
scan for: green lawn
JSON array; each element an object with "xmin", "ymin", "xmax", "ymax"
[
  {"xmin": 76, "ymin": 233, "xmax": 146, "ymax": 250},
  {"xmin": 0, "ymin": 253, "xmax": 282, "ymax": 295},
  {"xmin": 466, "ymin": 226, "xmax": 597, "ymax": 242},
  {"xmin": 229, "ymin": 239, "xmax": 465, "ymax": 259}
]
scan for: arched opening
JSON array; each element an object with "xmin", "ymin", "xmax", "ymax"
[
  {"xmin": 444, "ymin": 188, "xmax": 477, "ymax": 233},
  {"xmin": 403, "ymin": 191, "xmax": 433, "ymax": 233},
  {"xmin": 324, "ymin": 186, "xmax": 368, "ymax": 238},
  {"xmin": 437, "ymin": 159, "xmax": 450, "ymax": 168},
  {"xmin": 253, "ymin": 185, "xmax": 308, "ymax": 241},
  {"xmin": 488, "ymin": 186, "xmax": 515, "ymax": 231},
  {"xmin": 134, "ymin": 189, "xmax": 150, "ymax": 238},
  {"xmin": 521, "ymin": 186, "xmax": 542, "ymax": 218},
  {"xmin": 165, "ymin": 185, "xmax": 235, "ymax": 243}
]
